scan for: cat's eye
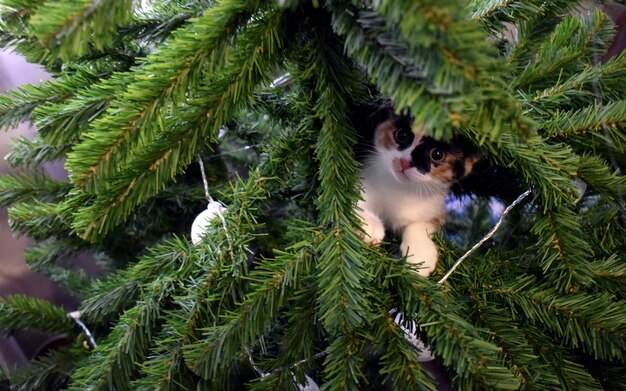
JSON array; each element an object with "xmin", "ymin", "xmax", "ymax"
[
  {"xmin": 429, "ymin": 148, "xmax": 445, "ymax": 162},
  {"xmin": 394, "ymin": 129, "xmax": 413, "ymax": 145}
]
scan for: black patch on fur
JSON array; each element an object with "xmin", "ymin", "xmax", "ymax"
[
  {"xmin": 411, "ymin": 137, "xmax": 449, "ymax": 174},
  {"xmin": 392, "ymin": 117, "xmax": 414, "ymax": 150},
  {"xmin": 452, "ymin": 159, "xmax": 466, "ymax": 180},
  {"xmin": 353, "ymin": 100, "xmax": 393, "ymax": 163}
]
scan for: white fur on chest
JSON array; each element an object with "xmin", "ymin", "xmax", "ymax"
[{"xmin": 359, "ymin": 169, "xmax": 446, "ymax": 231}]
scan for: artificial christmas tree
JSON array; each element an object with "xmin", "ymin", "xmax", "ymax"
[{"xmin": 0, "ymin": 0, "xmax": 625, "ymax": 389}]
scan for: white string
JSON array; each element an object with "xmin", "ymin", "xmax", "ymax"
[
  {"xmin": 246, "ymin": 346, "xmax": 269, "ymax": 377},
  {"xmin": 197, "ymin": 158, "xmax": 234, "ymax": 260},
  {"xmin": 68, "ymin": 311, "xmax": 97, "ymax": 349},
  {"xmin": 288, "ymin": 350, "xmax": 330, "ymax": 369},
  {"xmin": 437, "ymin": 189, "xmax": 532, "ymax": 285},
  {"xmin": 198, "ymin": 158, "xmax": 214, "ymax": 203}
]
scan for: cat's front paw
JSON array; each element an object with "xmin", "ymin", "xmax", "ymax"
[
  {"xmin": 402, "ymin": 245, "xmax": 438, "ymax": 276},
  {"xmin": 401, "ymin": 224, "xmax": 438, "ymax": 276},
  {"xmin": 358, "ymin": 209, "xmax": 385, "ymax": 245}
]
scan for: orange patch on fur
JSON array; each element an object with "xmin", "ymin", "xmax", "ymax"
[
  {"xmin": 413, "ymin": 122, "xmax": 425, "ymax": 136},
  {"xmin": 429, "ymin": 150, "xmax": 464, "ymax": 184},
  {"xmin": 464, "ymin": 155, "xmax": 478, "ymax": 175},
  {"xmin": 430, "ymin": 165, "xmax": 454, "ymax": 183}
]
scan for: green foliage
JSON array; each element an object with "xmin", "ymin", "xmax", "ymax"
[
  {"xmin": 5, "ymin": 341, "xmax": 86, "ymax": 391},
  {"xmin": 29, "ymin": 0, "xmax": 135, "ymax": 60},
  {"xmin": 0, "ymin": 70, "xmax": 97, "ymax": 130},
  {"xmin": 497, "ymin": 277, "xmax": 626, "ymax": 362},
  {"xmin": 0, "ymin": 171, "xmax": 70, "ymax": 205},
  {"xmin": 0, "ymin": 295, "xmax": 74, "ymax": 336},
  {"xmin": 0, "ymin": 0, "xmax": 625, "ymax": 389}
]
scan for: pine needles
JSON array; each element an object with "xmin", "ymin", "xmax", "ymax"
[{"xmin": 0, "ymin": 0, "xmax": 625, "ymax": 389}]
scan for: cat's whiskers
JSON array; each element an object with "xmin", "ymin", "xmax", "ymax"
[{"xmin": 413, "ymin": 179, "xmax": 440, "ymax": 199}]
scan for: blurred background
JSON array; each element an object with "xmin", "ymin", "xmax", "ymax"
[{"xmin": 0, "ymin": 51, "xmax": 78, "ymax": 374}]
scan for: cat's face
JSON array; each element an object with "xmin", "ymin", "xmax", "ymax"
[{"xmin": 372, "ymin": 116, "xmax": 478, "ymax": 187}]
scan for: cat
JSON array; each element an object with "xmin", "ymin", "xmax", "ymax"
[{"xmin": 356, "ymin": 110, "xmax": 478, "ymax": 276}]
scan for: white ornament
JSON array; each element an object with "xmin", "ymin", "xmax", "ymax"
[
  {"xmin": 394, "ymin": 312, "xmax": 435, "ymax": 362},
  {"xmin": 299, "ymin": 375, "xmax": 319, "ymax": 391},
  {"xmin": 191, "ymin": 201, "xmax": 226, "ymax": 245}
]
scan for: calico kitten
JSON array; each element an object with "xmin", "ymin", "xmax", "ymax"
[{"xmin": 357, "ymin": 112, "xmax": 478, "ymax": 276}]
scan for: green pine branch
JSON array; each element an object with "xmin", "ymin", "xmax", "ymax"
[
  {"xmin": 6, "ymin": 341, "xmax": 86, "ymax": 391},
  {"xmin": 29, "ymin": 0, "xmax": 135, "ymax": 59},
  {"xmin": 470, "ymin": 0, "xmax": 579, "ymax": 27},
  {"xmin": 68, "ymin": 296, "xmax": 161, "ymax": 391},
  {"xmin": 581, "ymin": 200, "xmax": 626, "ymax": 259},
  {"xmin": 132, "ymin": 338, "xmax": 197, "ymax": 390},
  {"xmin": 0, "ymin": 172, "xmax": 70, "ymax": 206},
  {"xmin": 69, "ymin": 235, "xmax": 211, "ymax": 389},
  {"xmin": 588, "ymin": 255, "xmax": 626, "ymax": 296},
  {"xmin": 0, "ymin": 0, "xmax": 47, "ymax": 64},
  {"xmin": 258, "ymin": 120, "xmax": 315, "ymax": 190},
  {"xmin": 65, "ymin": 0, "xmax": 270, "ymax": 191},
  {"xmin": 0, "ymin": 0, "xmax": 44, "ymax": 18},
  {"xmin": 4, "ymin": 136, "xmax": 70, "ymax": 168},
  {"xmin": 376, "ymin": 0, "xmax": 492, "ymax": 89},
  {"xmin": 285, "ymin": 18, "xmax": 378, "ymax": 390},
  {"xmin": 474, "ymin": 306, "xmax": 562, "ymax": 389},
  {"xmin": 119, "ymin": 12, "xmax": 194, "ymax": 45},
  {"xmin": 525, "ymin": 50, "xmax": 626, "ymax": 112},
  {"xmin": 34, "ymin": 72, "xmax": 134, "ymax": 147},
  {"xmin": 321, "ymin": 335, "xmax": 367, "ymax": 391},
  {"xmin": 531, "ymin": 206, "xmax": 596, "ymax": 290},
  {"xmin": 0, "ymin": 69, "xmax": 99, "ymax": 131},
  {"xmin": 38, "ymin": 265, "xmax": 91, "ymax": 297},
  {"xmin": 180, "ymin": 174, "xmax": 274, "ymax": 387},
  {"xmin": 373, "ymin": 313, "xmax": 436, "ymax": 390},
  {"xmin": 577, "ymin": 155, "xmax": 625, "ymax": 203},
  {"xmin": 331, "ymin": 0, "xmax": 531, "ymax": 140},
  {"xmin": 64, "ymin": 3, "xmax": 286, "ymax": 241},
  {"xmin": 132, "ymin": 305, "xmax": 206, "ymax": 390},
  {"xmin": 0, "ymin": 30, "xmax": 59, "ymax": 69},
  {"xmin": 23, "ymin": 238, "xmax": 88, "ymax": 272},
  {"xmin": 497, "ymin": 276, "xmax": 626, "ymax": 362},
  {"xmin": 7, "ymin": 201, "xmax": 70, "ymax": 240},
  {"xmin": 543, "ymin": 100, "xmax": 626, "ymax": 149},
  {"xmin": 327, "ymin": 2, "xmax": 457, "ymax": 138},
  {"xmin": 292, "ymin": 13, "xmax": 373, "ymax": 339},
  {"xmin": 79, "ymin": 237, "xmax": 198, "ymax": 325},
  {"xmin": 183, "ymin": 238, "xmax": 315, "ymax": 380},
  {"xmin": 522, "ymin": 324, "xmax": 605, "ymax": 390},
  {"xmin": 0, "ymin": 295, "xmax": 74, "ymax": 336},
  {"xmin": 512, "ymin": 10, "xmax": 615, "ymax": 90},
  {"xmin": 82, "ymin": 171, "xmax": 269, "ymax": 387},
  {"xmin": 392, "ymin": 269, "xmax": 519, "ymax": 388},
  {"xmin": 249, "ymin": 288, "xmax": 320, "ymax": 390},
  {"xmin": 133, "ymin": 248, "xmax": 228, "ymax": 390}
]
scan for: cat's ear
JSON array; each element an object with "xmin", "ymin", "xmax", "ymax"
[
  {"xmin": 371, "ymin": 99, "xmax": 396, "ymax": 126},
  {"xmin": 452, "ymin": 137, "xmax": 480, "ymax": 175},
  {"xmin": 370, "ymin": 100, "xmax": 415, "ymax": 129}
]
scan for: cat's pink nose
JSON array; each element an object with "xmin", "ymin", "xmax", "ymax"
[{"xmin": 400, "ymin": 159, "xmax": 411, "ymax": 171}]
